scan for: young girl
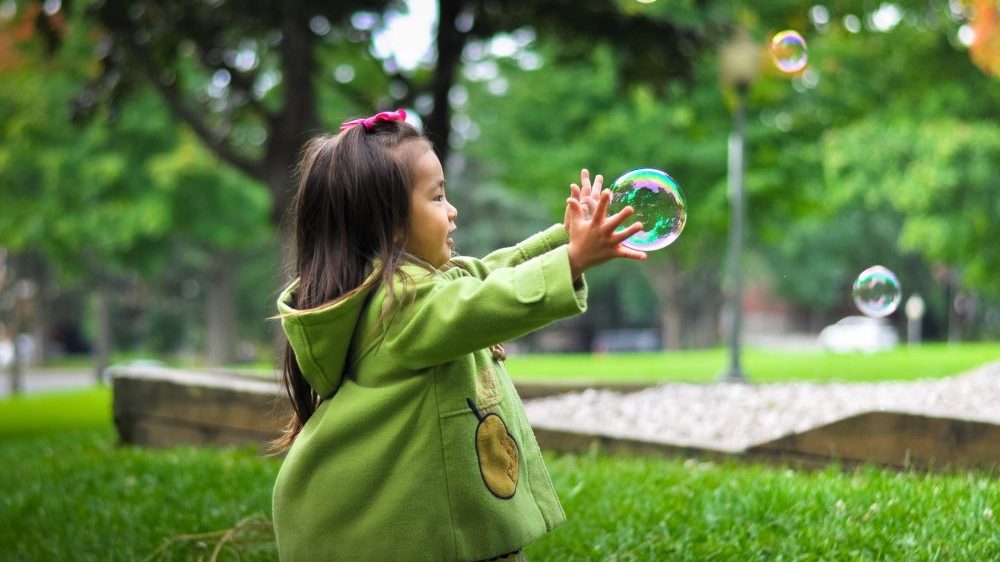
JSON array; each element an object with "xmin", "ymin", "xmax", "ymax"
[{"xmin": 271, "ymin": 109, "xmax": 646, "ymax": 562}]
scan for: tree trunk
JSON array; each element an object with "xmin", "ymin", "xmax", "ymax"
[
  {"xmin": 643, "ymin": 255, "xmax": 683, "ymax": 350},
  {"xmin": 276, "ymin": 212, "xmax": 296, "ymax": 284},
  {"xmin": 9, "ymin": 265, "xmax": 40, "ymax": 394},
  {"xmin": 206, "ymin": 251, "xmax": 236, "ymax": 367},
  {"xmin": 32, "ymin": 296, "xmax": 47, "ymax": 365},
  {"xmin": 31, "ymin": 260, "xmax": 51, "ymax": 365},
  {"xmin": 688, "ymin": 267, "xmax": 723, "ymax": 347},
  {"xmin": 265, "ymin": 0, "xmax": 319, "ymax": 227},
  {"xmin": 8, "ymin": 324, "xmax": 23, "ymax": 396},
  {"xmin": 427, "ymin": 0, "xmax": 467, "ymax": 162},
  {"xmin": 94, "ymin": 287, "xmax": 111, "ymax": 385},
  {"xmin": 947, "ymin": 279, "xmax": 961, "ymax": 344},
  {"xmin": 272, "ymin": 223, "xmax": 294, "ymax": 369}
]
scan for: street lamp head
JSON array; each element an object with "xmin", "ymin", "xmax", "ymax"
[{"xmin": 720, "ymin": 27, "xmax": 761, "ymax": 90}]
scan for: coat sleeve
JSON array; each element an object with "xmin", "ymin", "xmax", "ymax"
[
  {"xmin": 383, "ymin": 245, "xmax": 587, "ymax": 370},
  {"xmin": 452, "ymin": 224, "xmax": 569, "ymax": 279}
]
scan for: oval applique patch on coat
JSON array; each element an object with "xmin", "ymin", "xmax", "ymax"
[{"xmin": 467, "ymin": 399, "xmax": 519, "ymax": 499}]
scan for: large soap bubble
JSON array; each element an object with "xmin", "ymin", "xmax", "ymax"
[{"xmin": 607, "ymin": 168, "xmax": 687, "ymax": 251}]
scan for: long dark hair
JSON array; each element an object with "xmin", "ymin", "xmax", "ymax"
[{"xmin": 270, "ymin": 119, "xmax": 429, "ymax": 453}]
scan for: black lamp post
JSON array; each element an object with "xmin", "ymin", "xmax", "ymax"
[{"xmin": 719, "ymin": 28, "xmax": 760, "ymax": 383}]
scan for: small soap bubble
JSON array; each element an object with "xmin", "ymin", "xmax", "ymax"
[
  {"xmin": 771, "ymin": 30, "xmax": 808, "ymax": 73},
  {"xmin": 852, "ymin": 265, "xmax": 901, "ymax": 317},
  {"xmin": 607, "ymin": 168, "xmax": 686, "ymax": 251}
]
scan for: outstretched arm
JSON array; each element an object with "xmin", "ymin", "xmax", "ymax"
[
  {"xmin": 383, "ymin": 246, "xmax": 586, "ymax": 370},
  {"xmin": 456, "ymin": 224, "xmax": 570, "ymax": 277}
]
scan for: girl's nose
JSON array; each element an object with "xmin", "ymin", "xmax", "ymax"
[{"xmin": 447, "ymin": 203, "xmax": 458, "ymax": 221}]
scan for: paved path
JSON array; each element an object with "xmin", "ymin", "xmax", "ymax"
[{"xmin": 0, "ymin": 368, "xmax": 98, "ymax": 398}]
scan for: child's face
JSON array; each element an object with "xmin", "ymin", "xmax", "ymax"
[{"xmin": 405, "ymin": 148, "xmax": 457, "ymax": 268}]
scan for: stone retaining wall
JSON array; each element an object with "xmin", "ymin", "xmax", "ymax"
[
  {"xmin": 109, "ymin": 366, "xmax": 650, "ymax": 451},
  {"xmin": 747, "ymin": 410, "xmax": 1000, "ymax": 472},
  {"xmin": 111, "ymin": 367, "xmax": 287, "ymax": 450},
  {"xmin": 110, "ymin": 366, "xmax": 1000, "ymax": 473}
]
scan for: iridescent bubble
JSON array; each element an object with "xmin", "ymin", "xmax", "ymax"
[
  {"xmin": 852, "ymin": 265, "xmax": 901, "ymax": 318},
  {"xmin": 607, "ymin": 168, "xmax": 686, "ymax": 251},
  {"xmin": 770, "ymin": 30, "xmax": 808, "ymax": 73}
]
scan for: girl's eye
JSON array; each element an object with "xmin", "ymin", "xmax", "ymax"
[{"xmin": 434, "ymin": 195, "xmax": 445, "ymax": 202}]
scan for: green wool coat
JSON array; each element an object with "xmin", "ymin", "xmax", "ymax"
[{"xmin": 272, "ymin": 224, "xmax": 588, "ymax": 562}]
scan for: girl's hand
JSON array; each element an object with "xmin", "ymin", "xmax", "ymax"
[
  {"xmin": 574, "ymin": 169, "xmax": 603, "ymax": 221},
  {"xmin": 565, "ymin": 188, "xmax": 647, "ymax": 281},
  {"xmin": 563, "ymin": 169, "xmax": 603, "ymax": 231}
]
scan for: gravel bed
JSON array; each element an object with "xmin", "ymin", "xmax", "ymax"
[{"xmin": 523, "ymin": 361, "xmax": 1000, "ymax": 453}]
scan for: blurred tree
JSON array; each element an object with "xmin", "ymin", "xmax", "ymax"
[
  {"xmin": 460, "ymin": 0, "xmax": 1000, "ymax": 347},
  {"xmin": 10, "ymin": 0, "xmax": 996, "ymax": 361},
  {"xmin": 461, "ymin": 41, "xmax": 729, "ymax": 348},
  {"xmin": 824, "ymin": 118, "xmax": 1000, "ymax": 298},
  {"xmin": 756, "ymin": 0, "xmax": 1000, "ymax": 335},
  {"xmin": 22, "ymin": 0, "xmax": 716, "ymax": 269},
  {"xmin": 0, "ymin": 4, "xmax": 271, "ymax": 369},
  {"xmin": 0, "ymin": 12, "xmax": 176, "ymax": 378},
  {"xmin": 7, "ymin": 0, "xmax": 722, "ymax": 359},
  {"xmin": 146, "ymin": 132, "xmax": 271, "ymax": 365}
]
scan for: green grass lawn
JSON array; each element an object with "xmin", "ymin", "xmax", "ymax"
[
  {"xmin": 0, "ymin": 386, "xmax": 111, "ymax": 437},
  {"xmin": 48, "ymin": 341, "xmax": 1000, "ymax": 386},
  {"xmin": 503, "ymin": 342, "xmax": 1000, "ymax": 383},
  {"xmin": 3, "ymin": 389, "xmax": 1000, "ymax": 560}
]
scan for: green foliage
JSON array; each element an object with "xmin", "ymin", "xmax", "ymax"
[
  {"xmin": 0, "ymin": 72, "xmax": 177, "ymax": 281},
  {"xmin": 4, "ymin": 0, "xmax": 999, "ymax": 353},
  {"xmin": 758, "ymin": 210, "xmax": 925, "ymax": 311},
  {"xmin": 464, "ymin": 43, "xmax": 730, "ymax": 262},
  {"xmin": 825, "ymin": 119, "xmax": 1000, "ymax": 296},
  {"xmin": 148, "ymin": 132, "xmax": 271, "ymax": 251},
  {"xmin": 460, "ymin": 41, "xmax": 733, "ymax": 342},
  {"xmin": 744, "ymin": 0, "xmax": 1000, "ymax": 318},
  {"xmin": 0, "ymin": 12, "xmax": 270, "ymax": 285},
  {"xmin": 444, "ymin": 177, "xmax": 553, "ymax": 260},
  {"xmin": 0, "ymin": 5, "xmax": 276, "ymax": 358}
]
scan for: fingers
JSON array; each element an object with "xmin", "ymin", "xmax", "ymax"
[
  {"xmin": 612, "ymin": 221, "xmax": 644, "ymax": 244},
  {"xmin": 565, "ymin": 197, "xmax": 584, "ymax": 218},
  {"xmin": 588, "ymin": 175, "xmax": 603, "ymax": 208},
  {"xmin": 569, "ymin": 183, "xmax": 581, "ymax": 201},
  {"xmin": 593, "ymin": 189, "xmax": 611, "ymax": 224},
  {"xmin": 605, "ymin": 204, "xmax": 635, "ymax": 231},
  {"xmin": 617, "ymin": 247, "xmax": 648, "ymax": 261},
  {"xmin": 580, "ymin": 169, "xmax": 592, "ymax": 198}
]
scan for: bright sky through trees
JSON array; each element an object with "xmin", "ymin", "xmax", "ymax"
[{"xmin": 372, "ymin": 0, "xmax": 437, "ymax": 70}]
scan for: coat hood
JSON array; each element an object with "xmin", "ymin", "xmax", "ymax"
[{"xmin": 276, "ymin": 278, "xmax": 376, "ymax": 399}]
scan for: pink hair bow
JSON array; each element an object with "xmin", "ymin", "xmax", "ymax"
[{"xmin": 339, "ymin": 109, "xmax": 407, "ymax": 132}]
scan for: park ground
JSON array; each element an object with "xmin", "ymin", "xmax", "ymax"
[{"xmin": 3, "ymin": 345, "xmax": 1000, "ymax": 560}]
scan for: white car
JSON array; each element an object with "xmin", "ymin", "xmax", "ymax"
[{"xmin": 818, "ymin": 316, "xmax": 899, "ymax": 353}]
